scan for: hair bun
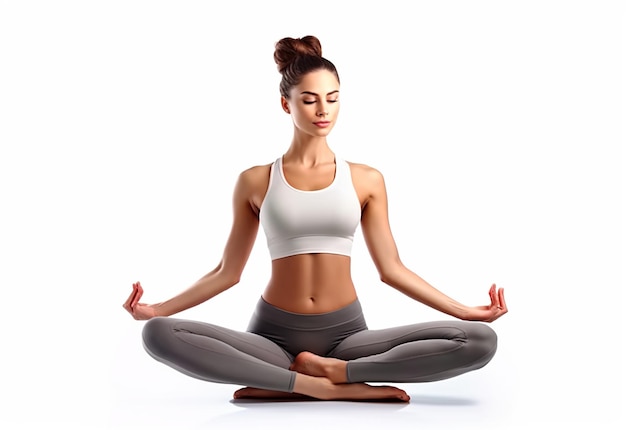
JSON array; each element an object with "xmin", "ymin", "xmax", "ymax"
[{"xmin": 274, "ymin": 35, "xmax": 323, "ymax": 73}]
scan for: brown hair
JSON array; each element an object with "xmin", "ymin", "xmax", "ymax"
[{"xmin": 274, "ymin": 35, "xmax": 340, "ymax": 98}]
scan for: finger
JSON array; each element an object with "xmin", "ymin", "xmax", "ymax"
[
  {"xmin": 130, "ymin": 282, "xmax": 140, "ymax": 308},
  {"xmin": 131, "ymin": 282, "xmax": 144, "ymax": 309},
  {"xmin": 498, "ymin": 288, "xmax": 507, "ymax": 312},
  {"xmin": 491, "ymin": 284, "xmax": 505, "ymax": 310},
  {"xmin": 489, "ymin": 284, "xmax": 498, "ymax": 305},
  {"xmin": 123, "ymin": 283, "xmax": 139, "ymax": 310}
]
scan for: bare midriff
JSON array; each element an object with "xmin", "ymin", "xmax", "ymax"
[{"xmin": 261, "ymin": 253, "xmax": 358, "ymax": 314}]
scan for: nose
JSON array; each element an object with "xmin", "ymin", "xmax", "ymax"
[{"xmin": 316, "ymin": 100, "xmax": 329, "ymax": 117}]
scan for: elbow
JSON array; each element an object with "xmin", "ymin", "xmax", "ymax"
[
  {"xmin": 212, "ymin": 260, "xmax": 242, "ymax": 288},
  {"xmin": 219, "ymin": 267, "xmax": 243, "ymax": 288},
  {"xmin": 378, "ymin": 268, "xmax": 398, "ymax": 286},
  {"xmin": 379, "ymin": 272, "xmax": 395, "ymax": 286},
  {"xmin": 377, "ymin": 260, "xmax": 405, "ymax": 286},
  {"xmin": 228, "ymin": 274, "xmax": 242, "ymax": 287},
  {"xmin": 219, "ymin": 271, "xmax": 241, "ymax": 289}
]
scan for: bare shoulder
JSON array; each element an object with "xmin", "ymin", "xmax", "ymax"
[
  {"xmin": 346, "ymin": 161, "xmax": 387, "ymax": 204},
  {"xmin": 236, "ymin": 162, "xmax": 274, "ymax": 211},
  {"xmin": 347, "ymin": 161, "xmax": 386, "ymax": 187},
  {"xmin": 238, "ymin": 162, "xmax": 272, "ymax": 184}
]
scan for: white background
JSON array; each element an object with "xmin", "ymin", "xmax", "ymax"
[{"xmin": 0, "ymin": 1, "xmax": 624, "ymax": 429}]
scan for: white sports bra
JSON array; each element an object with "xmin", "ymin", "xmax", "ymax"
[{"xmin": 259, "ymin": 156, "xmax": 362, "ymax": 260}]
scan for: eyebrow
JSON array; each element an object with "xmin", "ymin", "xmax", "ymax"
[{"xmin": 300, "ymin": 90, "xmax": 340, "ymax": 96}]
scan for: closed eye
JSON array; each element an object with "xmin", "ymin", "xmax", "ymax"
[{"xmin": 303, "ymin": 100, "xmax": 339, "ymax": 105}]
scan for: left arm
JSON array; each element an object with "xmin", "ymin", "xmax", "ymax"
[{"xmin": 355, "ymin": 164, "xmax": 507, "ymax": 322}]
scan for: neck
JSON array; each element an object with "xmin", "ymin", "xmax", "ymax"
[{"xmin": 285, "ymin": 133, "xmax": 334, "ymax": 166}]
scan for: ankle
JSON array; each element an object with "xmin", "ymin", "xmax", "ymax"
[
  {"xmin": 328, "ymin": 360, "xmax": 348, "ymax": 384},
  {"xmin": 294, "ymin": 374, "xmax": 335, "ymax": 400}
]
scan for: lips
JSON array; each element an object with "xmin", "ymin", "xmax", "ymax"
[{"xmin": 313, "ymin": 121, "xmax": 331, "ymax": 128}]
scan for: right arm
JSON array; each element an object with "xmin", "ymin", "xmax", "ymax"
[{"xmin": 123, "ymin": 167, "xmax": 263, "ymax": 319}]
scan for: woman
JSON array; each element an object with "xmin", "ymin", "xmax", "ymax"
[{"xmin": 122, "ymin": 35, "xmax": 508, "ymax": 402}]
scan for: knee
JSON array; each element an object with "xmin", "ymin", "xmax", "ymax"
[
  {"xmin": 142, "ymin": 317, "xmax": 174, "ymax": 358},
  {"xmin": 467, "ymin": 323, "xmax": 498, "ymax": 366}
]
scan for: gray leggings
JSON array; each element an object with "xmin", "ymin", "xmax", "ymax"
[{"xmin": 142, "ymin": 297, "xmax": 497, "ymax": 393}]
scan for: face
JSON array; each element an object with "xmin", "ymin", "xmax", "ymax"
[{"xmin": 281, "ymin": 69, "xmax": 340, "ymax": 138}]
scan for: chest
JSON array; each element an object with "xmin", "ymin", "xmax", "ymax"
[
  {"xmin": 259, "ymin": 159, "xmax": 362, "ymax": 238},
  {"xmin": 281, "ymin": 163, "xmax": 336, "ymax": 191}
]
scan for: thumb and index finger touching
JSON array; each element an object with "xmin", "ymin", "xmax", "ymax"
[
  {"xmin": 122, "ymin": 281, "xmax": 144, "ymax": 313},
  {"xmin": 489, "ymin": 283, "xmax": 508, "ymax": 320}
]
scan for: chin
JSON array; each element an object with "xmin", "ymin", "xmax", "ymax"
[{"xmin": 312, "ymin": 127, "xmax": 335, "ymax": 137}]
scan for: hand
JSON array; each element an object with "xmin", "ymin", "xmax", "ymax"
[
  {"xmin": 122, "ymin": 282, "xmax": 158, "ymax": 320},
  {"xmin": 464, "ymin": 284, "xmax": 508, "ymax": 323}
]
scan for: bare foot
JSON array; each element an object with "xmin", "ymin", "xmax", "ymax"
[
  {"xmin": 294, "ymin": 374, "xmax": 410, "ymax": 402},
  {"xmin": 233, "ymin": 352, "xmax": 410, "ymax": 403},
  {"xmin": 290, "ymin": 351, "xmax": 348, "ymax": 383},
  {"xmin": 331, "ymin": 382, "xmax": 410, "ymax": 402},
  {"xmin": 233, "ymin": 387, "xmax": 313, "ymax": 400}
]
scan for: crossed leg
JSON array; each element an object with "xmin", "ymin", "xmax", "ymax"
[
  {"xmin": 142, "ymin": 317, "xmax": 409, "ymax": 401},
  {"xmin": 234, "ymin": 320, "xmax": 497, "ymax": 400},
  {"xmin": 233, "ymin": 353, "xmax": 407, "ymax": 401}
]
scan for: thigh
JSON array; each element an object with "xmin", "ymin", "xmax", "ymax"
[
  {"xmin": 328, "ymin": 320, "xmax": 497, "ymax": 384},
  {"xmin": 143, "ymin": 317, "xmax": 294, "ymax": 368},
  {"xmin": 328, "ymin": 320, "xmax": 477, "ymax": 360}
]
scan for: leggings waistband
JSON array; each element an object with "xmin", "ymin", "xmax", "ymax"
[{"xmin": 250, "ymin": 296, "xmax": 366, "ymax": 331}]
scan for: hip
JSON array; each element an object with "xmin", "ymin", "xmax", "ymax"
[{"xmin": 247, "ymin": 296, "xmax": 368, "ymax": 358}]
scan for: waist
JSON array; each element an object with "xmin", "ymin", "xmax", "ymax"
[
  {"xmin": 263, "ymin": 254, "xmax": 357, "ymax": 313},
  {"xmin": 247, "ymin": 296, "xmax": 368, "ymax": 356},
  {"xmin": 251, "ymin": 296, "xmax": 366, "ymax": 330}
]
